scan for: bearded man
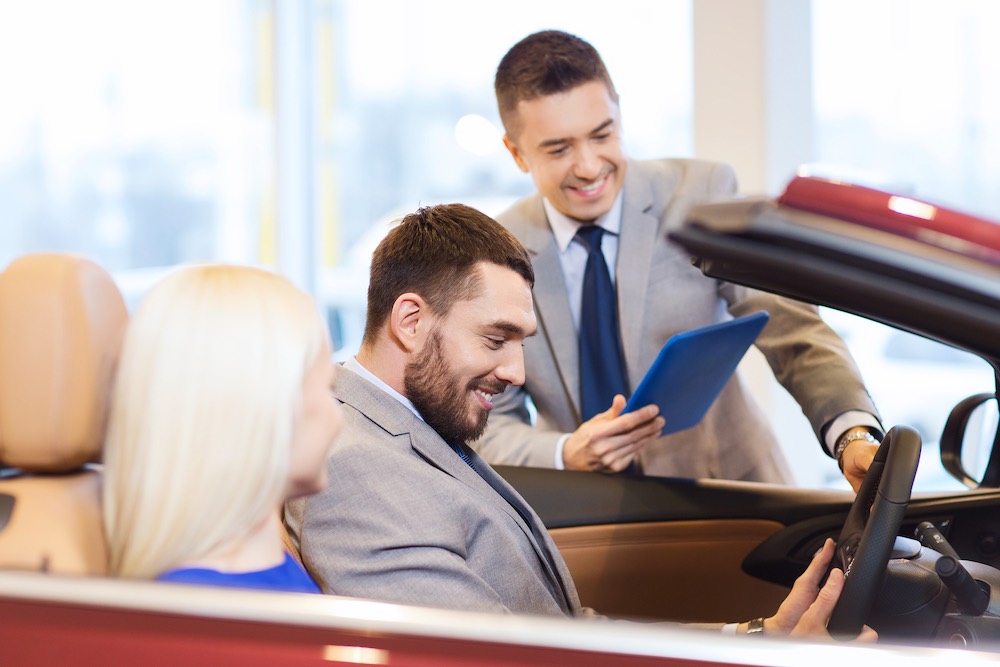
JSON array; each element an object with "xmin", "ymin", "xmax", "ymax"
[{"xmin": 284, "ymin": 203, "xmax": 865, "ymax": 641}]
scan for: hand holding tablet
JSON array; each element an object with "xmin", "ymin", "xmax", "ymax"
[{"xmin": 621, "ymin": 311, "xmax": 770, "ymax": 435}]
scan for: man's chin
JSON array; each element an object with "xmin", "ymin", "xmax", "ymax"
[
  {"xmin": 563, "ymin": 198, "xmax": 614, "ymax": 223},
  {"xmin": 465, "ymin": 412, "xmax": 490, "ymax": 443}
]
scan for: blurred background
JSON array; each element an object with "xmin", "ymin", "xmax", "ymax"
[{"xmin": 2, "ymin": 0, "xmax": 997, "ymax": 490}]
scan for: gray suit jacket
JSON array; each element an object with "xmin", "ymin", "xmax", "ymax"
[
  {"xmin": 474, "ymin": 158, "xmax": 878, "ymax": 481},
  {"xmin": 285, "ymin": 367, "xmax": 586, "ymax": 616}
]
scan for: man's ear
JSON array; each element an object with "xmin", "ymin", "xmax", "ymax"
[
  {"xmin": 503, "ymin": 135, "xmax": 530, "ymax": 174},
  {"xmin": 389, "ymin": 292, "xmax": 429, "ymax": 353}
]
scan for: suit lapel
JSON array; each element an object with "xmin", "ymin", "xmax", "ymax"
[
  {"xmin": 412, "ymin": 433, "xmax": 574, "ymax": 613},
  {"xmin": 617, "ymin": 162, "xmax": 673, "ymax": 388},
  {"xmin": 335, "ymin": 369, "xmax": 487, "ymax": 489},
  {"xmin": 520, "ymin": 198, "xmax": 582, "ymax": 419},
  {"xmin": 468, "ymin": 448, "xmax": 575, "ymax": 613}
]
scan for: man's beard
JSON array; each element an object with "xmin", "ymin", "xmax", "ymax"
[{"xmin": 404, "ymin": 330, "xmax": 500, "ymax": 445}]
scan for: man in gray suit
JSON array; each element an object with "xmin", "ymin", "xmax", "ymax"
[
  {"xmin": 474, "ymin": 30, "xmax": 882, "ymax": 491},
  {"xmin": 285, "ymin": 203, "xmax": 870, "ymax": 639}
]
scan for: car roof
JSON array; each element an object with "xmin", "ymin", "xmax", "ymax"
[{"xmin": 671, "ymin": 178, "xmax": 1000, "ymax": 366}]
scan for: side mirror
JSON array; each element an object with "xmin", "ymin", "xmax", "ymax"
[{"xmin": 940, "ymin": 393, "xmax": 1000, "ymax": 488}]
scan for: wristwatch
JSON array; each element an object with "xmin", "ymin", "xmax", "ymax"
[{"xmin": 835, "ymin": 429, "xmax": 881, "ymax": 471}]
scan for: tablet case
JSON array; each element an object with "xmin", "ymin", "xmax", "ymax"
[{"xmin": 622, "ymin": 311, "xmax": 769, "ymax": 435}]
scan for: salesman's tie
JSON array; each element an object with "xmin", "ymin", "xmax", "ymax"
[{"xmin": 575, "ymin": 224, "xmax": 629, "ymax": 421}]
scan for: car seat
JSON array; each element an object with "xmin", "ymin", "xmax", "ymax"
[{"xmin": 0, "ymin": 253, "xmax": 127, "ymax": 574}]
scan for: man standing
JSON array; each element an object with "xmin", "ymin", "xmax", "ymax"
[
  {"xmin": 475, "ymin": 30, "xmax": 882, "ymax": 490},
  {"xmin": 285, "ymin": 203, "xmax": 866, "ymax": 639}
]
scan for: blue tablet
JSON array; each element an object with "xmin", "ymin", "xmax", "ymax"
[{"xmin": 622, "ymin": 311, "xmax": 769, "ymax": 435}]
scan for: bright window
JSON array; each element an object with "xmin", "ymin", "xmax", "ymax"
[
  {"xmin": 0, "ymin": 0, "xmax": 274, "ymax": 304},
  {"xmin": 811, "ymin": 0, "xmax": 1000, "ymax": 221},
  {"xmin": 804, "ymin": 0, "xmax": 1000, "ymax": 490}
]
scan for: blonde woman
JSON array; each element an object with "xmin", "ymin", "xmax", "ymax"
[{"xmin": 103, "ymin": 265, "xmax": 341, "ymax": 592}]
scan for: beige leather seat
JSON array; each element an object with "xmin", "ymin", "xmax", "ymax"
[{"xmin": 0, "ymin": 253, "xmax": 127, "ymax": 575}]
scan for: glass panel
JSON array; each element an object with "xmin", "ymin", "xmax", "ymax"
[
  {"xmin": 822, "ymin": 309, "xmax": 996, "ymax": 492},
  {"xmin": 811, "ymin": 0, "xmax": 1000, "ymax": 221},
  {"xmin": 811, "ymin": 0, "xmax": 1000, "ymax": 491},
  {"xmin": 0, "ymin": 0, "xmax": 692, "ymax": 329},
  {"xmin": 961, "ymin": 398, "xmax": 999, "ymax": 485},
  {"xmin": 0, "ymin": 0, "xmax": 274, "ymax": 305}
]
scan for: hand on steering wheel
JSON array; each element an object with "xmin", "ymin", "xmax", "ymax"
[{"xmin": 826, "ymin": 425, "xmax": 922, "ymax": 639}]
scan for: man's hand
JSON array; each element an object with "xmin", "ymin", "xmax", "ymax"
[
  {"xmin": 758, "ymin": 538, "xmax": 877, "ymax": 641},
  {"xmin": 562, "ymin": 395, "xmax": 665, "ymax": 472},
  {"xmin": 841, "ymin": 439, "xmax": 879, "ymax": 493}
]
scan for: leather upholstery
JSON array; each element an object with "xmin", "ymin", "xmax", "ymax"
[
  {"xmin": 0, "ymin": 253, "xmax": 127, "ymax": 574},
  {"xmin": 551, "ymin": 519, "xmax": 790, "ymax": 622}
]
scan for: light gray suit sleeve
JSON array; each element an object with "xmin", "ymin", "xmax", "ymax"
[
  {"xmin": 675, "ymin": 160, "xmax": 879, "ymax": 447},
  {"xmin": 722, "ymin": 284, "xmax": 879, "ymax": 447}
]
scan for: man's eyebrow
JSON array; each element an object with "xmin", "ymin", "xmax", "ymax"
[
  {"xmin": 537, "ymin": 118, "xmax": 614, "ymax": 149},
  {"xmin": 538, "ymin": 136, "xmax": 570, "ymax": 149},
  {"xmin": 589, "ymin": 118, "xmax": 614, "ymax": 135},
  {"xmin": 489, "ymin": 321, "xmax": 537, "ymax": 338}
]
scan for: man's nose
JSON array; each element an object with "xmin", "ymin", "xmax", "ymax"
[
  {"xmin": 573, "ymin": 144, "xmax": 602, "ymax": 180},
  {"xmin": 494, "ymin": 345, "xmax": 526, "ymax": 387}
]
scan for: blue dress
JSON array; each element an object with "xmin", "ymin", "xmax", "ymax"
[{"xmin": 157, "ymin": 553, "xmax": 321, "ymax": 593}]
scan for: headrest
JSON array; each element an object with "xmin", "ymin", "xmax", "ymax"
[{"xmin": 0, "ymin": 254, "xmax": 128, "ymax": 471}]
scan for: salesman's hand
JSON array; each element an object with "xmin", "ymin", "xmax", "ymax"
[
  {"xmin": 841, "ymin": 440, "xmax": 879, "ymax": 493},
  {"xmin": 562, "ymin": 395, "xmax": 664, "ymax": 472},
  {"xmin": 758, "ymin": 538, "xmax": 877, "ymax": 641}
]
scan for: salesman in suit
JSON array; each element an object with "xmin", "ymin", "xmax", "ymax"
[
  {"xmin": 285, "ymin": 203, "xmax": 870, "ymax": 639},
  {"xmin": 473, "ymin": 30, "xmax": 883, "ymax": 491}
]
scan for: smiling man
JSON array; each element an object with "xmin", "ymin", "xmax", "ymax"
[
  {"xmin": 474, "ymin": 30, "xmax": 883, "ymax": 491},
  {"xmin": 285, "ymin": 203, "xmax": 575, "ymax": 615},
  {"xmin": 284, "ymin": 203, "xmax": 870, "ymax": 640}
]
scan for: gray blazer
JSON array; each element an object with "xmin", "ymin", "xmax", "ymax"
[
  {"xmin": 474, "ymin": 158, "xmax": 878, "ymax": 481},
  {"xmin": 285, "ymin": 367, "xmax": 586, "ymax": 616}
]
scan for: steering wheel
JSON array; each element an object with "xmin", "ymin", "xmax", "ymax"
[{"xmin": 827, "ymin": 424, "xmax": 922, "ymax": 639}]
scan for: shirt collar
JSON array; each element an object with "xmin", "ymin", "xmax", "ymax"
[
  {"xmin": 543, "ymin": 189, "xmax": 625, "ymax": 252},
  {"xmin": 343, "ymin": 356, "xmax": 423, "ymax": 421}
]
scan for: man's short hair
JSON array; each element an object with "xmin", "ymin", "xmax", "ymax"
[
  {"xmin": 495, "ymin": 29, "xmax": 618, "ymax": 140},
  {"xmin": 363, "ymin": 203, "xmax": 534, "ymax": 342}
]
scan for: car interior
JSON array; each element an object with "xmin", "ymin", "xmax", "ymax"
[{"xmin": 5, "ymin": 179, "xmax": 1000, "ymax": 659}]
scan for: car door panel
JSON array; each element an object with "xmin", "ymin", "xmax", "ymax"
[{"xmin": 497, "ymin": 466, "xmax": 1000, "ymax": 623}]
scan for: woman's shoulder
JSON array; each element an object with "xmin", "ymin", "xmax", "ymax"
[{"xmin": 157, "ymin": 553, "xmax": 320, "ymax": 594}]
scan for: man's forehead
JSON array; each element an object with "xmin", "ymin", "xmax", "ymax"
[
  {"xmin": 515, "ymin": 85, "xmax": 619, "ymax": 139},
  {"xmin": 459, "ymin": 264, "xmax": 535, "ymax": 330},
  {"xmin": 473, "ymin": 262, "xmax": 531, "ymax": 293}
]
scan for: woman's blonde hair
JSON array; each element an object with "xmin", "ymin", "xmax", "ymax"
[{"xmin": 103, "ymin": 264, "xmax": 328, "ymax": 579}]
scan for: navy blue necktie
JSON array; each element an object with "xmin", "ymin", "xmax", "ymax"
[
  {"xmin": 576, "ymin": 225, "xmax": 629, "ymax": 421},
  {"xmin": 450, "ymin": 442, "xmax": 479, "ymax": 473}
]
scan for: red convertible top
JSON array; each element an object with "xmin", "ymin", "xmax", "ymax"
[{"xmin": 778, "ymin": 176, "xmax": 1000, "ymax": 265}]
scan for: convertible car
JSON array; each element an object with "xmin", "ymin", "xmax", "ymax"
[{"xmin": 4, "ymin": 176, "xmax": 1000, "ymax": 665}]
